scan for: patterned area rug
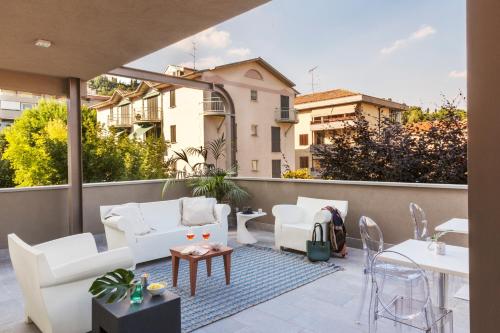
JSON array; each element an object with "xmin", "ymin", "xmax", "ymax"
[{"xmin": 135, "ymin": 245, "xmax": 342, "ymax": 333}]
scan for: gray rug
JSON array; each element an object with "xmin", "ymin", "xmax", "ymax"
[{"xmin": 135, "ymin": 245, "xmax": 342, "ymax": 333}]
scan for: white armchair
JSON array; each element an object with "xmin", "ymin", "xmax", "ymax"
[
  {"xmin": 8, "ymin": 233, "xmax": 134, "ymax": 333},
  {"xmin": 272, "ymin": 196, "xmax": 348, "ymax": 252}
]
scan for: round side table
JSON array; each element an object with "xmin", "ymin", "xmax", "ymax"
[{"xmin": 236, "ymin": 211, "xmax": 266, "ymax": 244}]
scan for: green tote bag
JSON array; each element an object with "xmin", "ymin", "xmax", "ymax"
[{"xmin": 306, "ymin": 223, "xmax": 331, "ymax": 262}]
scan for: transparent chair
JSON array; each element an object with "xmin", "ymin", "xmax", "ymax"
[
  {"xmin": 356, "ymin": 216, "xmax": 420, "ymax": 324},
  {"xmin": 409, "ymin": 203, "xmax": 429, "ymax": 240},
  {"xmin": 369, "ymin": 250, "xmax": 453, "ymax": 333}
]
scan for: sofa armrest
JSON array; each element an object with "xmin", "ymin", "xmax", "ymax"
[
  {"xmin": 313, "ymin": 210, "xmax": 332, "ymax": 224},
  {"xmin": 102, "ymin": 215, "xmax": 131, "ymax": 232},
  {"xmin": 41, "ymin": 247, "xmax": 135, "ymax": 288},
  {"xmin": 272, "ymin": 205, "xmax": 305, "ymax": 225},
  {"xmin": 214, "ymin": 204, "xmax": 231, "ymax": 223}
]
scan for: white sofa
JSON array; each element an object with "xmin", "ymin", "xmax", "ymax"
[
  {"xmin": 272, "ymin": 196, "xmax": 348, "ymax": 252},
  {"xmin": 100, "ymin": 198, "xmax": 230, "ymax": 264},
  {"xmin": 7, "ymin": 233, "xmax": 134, "ymax": 333}
]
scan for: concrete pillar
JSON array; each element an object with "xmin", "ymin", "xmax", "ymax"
[
  {"xmin": 467, "ymin": 0, "xmax": 500, "ymax": 332},
  {"xmin": 67, "ymin": 78, "xmax": 83, "ymax": 234}
]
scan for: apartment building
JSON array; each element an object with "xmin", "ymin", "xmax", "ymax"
[
  {"xmin": 0, "ymin": 89, "xmax": 106, "ymax": 132},
  {"xmin": 294, "ymin": 89, "xmax": 407, "ymax": 172},
  {"xmin": 93, "ymin": 58, "xmax": 298, "ymax": 178}
]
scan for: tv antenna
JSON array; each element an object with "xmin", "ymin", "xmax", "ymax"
[
  {"xmin": 308, "ymin": 66, "xmax": 318, "ymax": 93},
  {"xmin": 189, "ymin": 41, "xmax": 197, "ymax": 69}
]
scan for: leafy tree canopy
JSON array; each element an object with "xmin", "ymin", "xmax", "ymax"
[
  {"xmin": 1, "ymin": 99, "xmax": 168, "ymax": 187},
  {"xmin": 88, "ymin": 75, "xmax": 140, "ymax": 96}
]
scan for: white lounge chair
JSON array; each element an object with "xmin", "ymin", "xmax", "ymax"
[
  {"xmin": 8, "ymin": 233, "xmax": 134, "ymax": 333},
  {"xmin": 272, "ymin": 196, "xmax": 348, "ymax": 252}
]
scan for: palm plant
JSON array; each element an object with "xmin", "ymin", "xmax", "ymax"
[{"xmin": 162, "ymin": 167, "xmax": 248, "ymax": 204}]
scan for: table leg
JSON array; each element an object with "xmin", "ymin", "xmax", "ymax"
[
  {"xmin": 237, "ymin": 217, "xmax": 258, "ymax": 244},
  {"xmin": 437, "ymin": 273, "xmax": 449, "ymax": 333},
  {"xmin": 172, "ymin": 255, "xmax": 180, "ymax": 288},
  {"xmin": 190, "ymin": 260, "xmax": 198, "ymax": 296},
  {"xmin": 223, "ymin": 254, "xmax": 231, "ymax": 285},
  {"xmin": 206, "ymin": 257, "xmax": 212, "ymax": 277},
  {"xmin": 438, "ymin": 272, "xmax": 449, "ymax": 309}
]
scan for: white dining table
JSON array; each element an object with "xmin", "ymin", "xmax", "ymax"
[
  {"xmin": 435, "ymin": 218, "xmax": 469, "ymax": 234},
  {"xmin": 378, "ymin": 239, "xmax": 469, "ymax": 309}
]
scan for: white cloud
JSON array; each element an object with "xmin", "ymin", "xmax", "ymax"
[
  {"xmin": 449, "ymin": 70, "xmax": 466, "ymax": 78},
  {"xmin": 179, "ymin": 56, "xmax": 224, "ymax": 69},
  {"xmin": 227, "ymin": 47, "xmax": 251, "ymax": 58},
  {"xmin": 380, "ymin": 25, "xmax": 436, "ymax": 55},
  {"xmin": 172, "ymin": 27, "xmax": 231, "ymax": 52}
]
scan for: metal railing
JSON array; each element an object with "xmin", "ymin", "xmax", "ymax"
[
  {"xmin": 274, "ymin": 107, "xmax": 298, "ymax": 123},
  {"xmin": 133, "ymin": 107, "xmax": 162, "ymax": 122},
  {"xmin": 107, "ymin": 115, "xmax": 132, "ymax": 127},
  {"xmin": 202, "ymin": 97, "xmax": 226, "ymax": 115},
  {"xmin": 310, "ymin": 114, "xmax": 355, "ymax": 124}
]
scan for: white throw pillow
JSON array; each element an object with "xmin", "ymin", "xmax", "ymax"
[
  {"xmin": 181, "ymin": 197, "xmax": 216, "ymax": 226},
  {"xmin": 105, "ymin": 203, "xmax": 151, "ymax": 235}
]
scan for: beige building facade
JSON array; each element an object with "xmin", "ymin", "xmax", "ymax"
[
  {"xmin": 294, "ymin": 89, "xmax": 407, "ymax": 173},
  {"xmin": 93, "ymin": 58, "xmax": 297, "ymax": 178}
]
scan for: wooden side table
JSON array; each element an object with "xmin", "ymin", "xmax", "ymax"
[
  {"xmin": 92, "ymin": 291, "xmax": 180, "ymax": 333},
  {"xmin": 170, "ymin": 245, "xmax": 233, "ymax": 296}
]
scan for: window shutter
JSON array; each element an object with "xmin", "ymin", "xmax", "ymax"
[
  {"xmin": 299, "ymin": 156, "xmax": 309, "ymax": 169},
  {"xmin": 170, "ymin": 125, "xmax": 176, "ymax": 143},
  {"xmin": 299, "ymin": 134, "xmax": 308, "ymax": 145},
  {"xmin": 271, "ymin": 126, "xmax": 281, "ymax": 152},
  {"xmin": 170, "ymin": 90, "xmax": 176, "ymax": 108}
]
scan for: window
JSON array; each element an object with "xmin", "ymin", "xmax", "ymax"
[
  {"xmin": 21, "ymin": 103, "xmax": 35, "ymax": 110},
  {"xmin": 299, "ymin": 134, "xmax": 308, "ymax": 145},
  {"xmin": 272, "ymin": 160, "xmax": 281, "ymax": 178},
  {"xmin": 315, "ymin": 131, "xmax": 325, "ymax": 145},
  {"xmin": 271, "ymin": 126, "xmax": 281, "ymax": 152},
  {"xmin": 299, "ymin": 156, "xmax": 309, "ymax": 169},
  {"xmin": 170, "ymin": 89, "xmax": 176, "ymax": 108},
  {"xmin": 0, "ymin": 100, "xmax": 21, "ymax": 111},
  {"xmin": 390, "ymin": 109, "xmax": 401, "ymax": 123},
  {"xmin": 170, "ymin": 125, "xmax": 176, "ymax": 143},
  {"xmin": 251, "ymin": 160, "xmax": 258, "ymax": 172},
  {"xmin": 251, "ymin": 124, "xmax": 258, "ymax": 136},
  {"xmin": 250, "ymin": 89, "xmax": 258, "ymax": 101}
]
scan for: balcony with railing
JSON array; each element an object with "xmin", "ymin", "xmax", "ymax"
[
  {"xmin": 203, "ymin": 97, "xmax": 228, "ymax": 116},
  {"xmin": 310, "ymin": 113, "xmax": 355, "ymax": 131},
  {"xmin": 274, "ymin": 107, "xmax": 298, "ymax": 123},
  {"xmin": 133, "ymin": 107, "xmax": 162, "ymax": 123},
  {"xmin": 107, "ymin": 114, "xmax": 132, "ymax": 127}
]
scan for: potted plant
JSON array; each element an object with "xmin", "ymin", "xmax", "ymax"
[
  {"xmin": 89, "ymin": 269, "xmax": 138, "ymax": 304},
  {"xmin": 427, "ymin": 231, "xmax": 450, "ymax": 255}
]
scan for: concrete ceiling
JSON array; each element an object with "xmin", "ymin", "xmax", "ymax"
[{"xmin": 0, "ymin": 0, "xmax": 268, "ymax": 81}]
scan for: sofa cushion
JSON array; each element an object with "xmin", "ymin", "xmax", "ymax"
[
  {"xmin": 105, "ymin": 203, "xmax": 151, "ymax": 235},
  {"xmin": 181, "ymin": 197, "xmax": 216, "ymax": 226},
  {"xmin": 139, "ymin": 200, "xmax": 181, "ymax": 231}
]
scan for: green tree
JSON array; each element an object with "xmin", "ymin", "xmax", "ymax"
[
  {"xmin": 88, "ymin": 76, "xmax": 140, "ymax": 96},
  {"xmin": 0, "ymin": 133, "xmax": 15, "ymax": 187},
  {"xmin": 2, "ymin": 99, "xmax": 169, "ymax": 187}
]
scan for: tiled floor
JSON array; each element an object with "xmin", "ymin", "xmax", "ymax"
[{"xmin": 0, "ymin": 228, "xmax": 470, "ymax": 333}]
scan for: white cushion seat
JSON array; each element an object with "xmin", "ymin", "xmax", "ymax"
[{"xmin": 272, "ymin": 196, "xmax": 348, "ymax": 253}]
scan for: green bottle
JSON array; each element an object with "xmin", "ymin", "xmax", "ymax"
[{"xmin": 130, "ymin": 281, "xmax": 143, "ymax": 304}]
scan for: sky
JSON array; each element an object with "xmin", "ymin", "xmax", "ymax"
[{"xmin": 128, "ymin": 0, "xmax": 466, "ymax": 110}]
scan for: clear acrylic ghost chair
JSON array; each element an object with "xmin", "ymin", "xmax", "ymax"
[
  {"xmin": 356, "ymin": 216, "xmax": 420, "ymax": 324},
  {"xmin": 409, "ymin": 203, "xmax": 429, "ymax": 240},
  {"xmin": 369, "ymin": 250, "xmax": 453, "ymax": 333}
]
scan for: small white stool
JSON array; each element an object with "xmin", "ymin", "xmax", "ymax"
[{"xmin": 236, "ymin": 211, "xmax": 266, "ymax": 244}]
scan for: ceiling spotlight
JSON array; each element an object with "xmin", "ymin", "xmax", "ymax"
[{"xmin": 34, "ymin": 39, "xmax": 52, "ymax": 48}]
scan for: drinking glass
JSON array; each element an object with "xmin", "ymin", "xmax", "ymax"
[
  {"xmin": 186, "ymin": 228, "xmax": 195, "ymax": 241},
  {"xmin": 202, "ymin": 227, "xmax": 211, "ymax": 241}
]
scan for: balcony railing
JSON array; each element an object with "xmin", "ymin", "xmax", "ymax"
[
  {"xmin": 275, "ymin": 107, "xmax": 298, "ymax": 123},
  {"xmin": 310, "ymin": 114, "xmax": 355, "ymax": 124},
  {"xmin": 133, "ymin": 107, "xmax": 162, "ymax": 122},
  {"xmin": 107, "ymin": 115, "xmax": 132, "ymax": 127},
  {"xmin": 203, "ymin": 97, "xmax": 227, "ymax": 116}
]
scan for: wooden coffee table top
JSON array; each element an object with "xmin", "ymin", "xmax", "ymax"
[{"xmin": 170, "ymin": 244, "xmax": 233, "ymax": 261}]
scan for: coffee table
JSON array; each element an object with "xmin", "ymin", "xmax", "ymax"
[{"xmin": 170, "ymin": 245, "xmax": 233, "ymax": 296}]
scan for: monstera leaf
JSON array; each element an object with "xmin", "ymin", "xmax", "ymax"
[{"xmin": 89, "ymin": 268, "xmax": 135, "ymax": 304}]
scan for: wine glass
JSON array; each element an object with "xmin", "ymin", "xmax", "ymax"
[
  {"xmin": 202, "ymin": 227, "xmax": 211, "ymax": 242},
  {"xmin": 186, "ymin": 228, "xmax": 195, "ymax": 241}
]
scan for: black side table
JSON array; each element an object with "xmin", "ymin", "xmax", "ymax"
[{"xmin": 92, "ymin": 291, "xmax": 181, "ymax": 333}]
